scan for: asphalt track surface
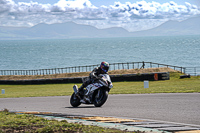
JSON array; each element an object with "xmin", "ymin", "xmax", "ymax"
[{"xmin": 0, "ymin": 93, "xmax": 200, "ymax": 126}]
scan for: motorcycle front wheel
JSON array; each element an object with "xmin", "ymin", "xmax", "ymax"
[
  {"xmin": 94, "ymin": 89, "xmax": 108, "ymax": 107},
  {"xmin": 70, "ymin": 92, "xmax": 81, "ymax": 107}
]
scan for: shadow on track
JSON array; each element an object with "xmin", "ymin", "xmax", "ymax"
[{"xmin": 65, "ymin": 106, "xmax": 97, "ymax": 109}]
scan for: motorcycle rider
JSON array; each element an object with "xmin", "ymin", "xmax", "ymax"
[{"xmin": 76, "ymin": 61, "xmax": 110, "ymax": 97}]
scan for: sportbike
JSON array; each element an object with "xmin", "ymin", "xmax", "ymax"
[{"xmin": 70, "ymin": 74, "xmax": 113, "ymax": 107}]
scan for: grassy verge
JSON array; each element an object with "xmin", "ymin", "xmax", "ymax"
[
  {"xmin": 0, "ymin": 110, "xmax": 132, "ymax": 133},
  {"xmin": 111, "ymin": 73, "xmax": 200, "ymax": 94},
  {"xmin": 0, "ymin": 72, "xmax": 200, "ymax": 98}
]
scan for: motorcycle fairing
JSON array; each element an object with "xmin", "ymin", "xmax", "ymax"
[{"xmin": 85, "ymin": 83, "xmax": 103, "ymax": 95}]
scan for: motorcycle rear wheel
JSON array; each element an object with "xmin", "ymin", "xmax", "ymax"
[
  {"xmin": 70, "ymin": 92, "xmax": 81, "ymax": 107},
  {"xmin": 94, "ymin": 89, "xmax": 108, "ymax": 107}
]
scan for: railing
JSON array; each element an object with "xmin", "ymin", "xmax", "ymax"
[
  {"xmin": 0, "ymin": 62, "xmax": 199, "ymax": 76},
  {"xmin": 184, "ymin": 67, "xmax": 200, "ymax": 76}
]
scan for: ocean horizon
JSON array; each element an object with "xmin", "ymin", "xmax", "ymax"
[{"xmin": 0, "ymin": 35, "xmax": 200, "ymax": 70}]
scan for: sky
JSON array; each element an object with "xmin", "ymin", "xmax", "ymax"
[{"xmin": 1, "ymin": 0, "xmax": 200, "ymax": 31}]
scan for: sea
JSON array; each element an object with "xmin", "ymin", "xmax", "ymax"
[{"xmin": 0, "ymin": 35, "xmax": 200, "ymax": 70}]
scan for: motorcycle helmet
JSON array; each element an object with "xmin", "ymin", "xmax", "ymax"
[{"xmin": 100, "ymin": 61, "xmax": 109, "ymax": 73}]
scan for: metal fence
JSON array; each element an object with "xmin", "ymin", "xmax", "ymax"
[
  {"xmin": 0, "ymin": 62, "xmax": 199, "ymax": 76},
  {"xmin": 184, "ymin": 67, "xmax": 200, "ymax": 76}
]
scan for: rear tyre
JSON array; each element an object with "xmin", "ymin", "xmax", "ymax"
[
  {"xmin": 94, "ymin": 89, "xmax": 108, "ymax": 107},
  {"xmin": 70, "ymin": 92, "xmax": 81, "ymax": 107}
]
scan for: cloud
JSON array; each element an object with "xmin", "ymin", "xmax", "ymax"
[
  {"xmin": 106, "ymin": 1, "xmax": 200, "ymax": 19},
  {"xmin": 53, "ymin": 0, "xmax": 95, "ymax": 10},
  {"xmin": 0, "ymin": 0, "xmax": 200, "ymax": 31}
]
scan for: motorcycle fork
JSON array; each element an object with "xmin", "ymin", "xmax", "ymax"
[{"xmin": 96, "ymin": 89, "xmax": 101, "ymax": 98}]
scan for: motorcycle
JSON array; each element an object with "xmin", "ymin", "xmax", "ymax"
[{"xmin": 70, "ymin": 74, "xmax": 113, "ymax": 107}]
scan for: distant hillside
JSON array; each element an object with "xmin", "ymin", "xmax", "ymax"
[
  {"xmin": 0, "ymin": 16, "xmax": 200, "ymax": 40},
  {"xmin": 0, "ymin": 22, "xmax": 132, "ymax": 39},
  {"xmin": 132, "ymin": 16, "xmax": 200, "ymax": 36}
]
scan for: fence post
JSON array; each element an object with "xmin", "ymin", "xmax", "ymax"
[
  {"xmin": 127, "ymin": 63, "xmax": 129, "ymax": 69},
  {"xmin": 142, "ymin": 61, "xmax": 145, "ymax": 68}
]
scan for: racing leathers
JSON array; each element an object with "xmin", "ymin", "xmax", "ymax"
[{"xmin": 77, "ymin": 67, "xmax": 107, "ymax": 94}]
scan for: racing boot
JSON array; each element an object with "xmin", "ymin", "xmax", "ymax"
[{"xmin": 76, "ymin": 85, "xmax": 85, "ymax": 97}]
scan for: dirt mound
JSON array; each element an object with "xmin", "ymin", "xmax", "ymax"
[
  {"xmin": 109, "ymin": 67, "xmax": 178, "ymax": 75},
  {"xmin": 0, "ymin": 67, "xmax": 178, "ymax": 80}
]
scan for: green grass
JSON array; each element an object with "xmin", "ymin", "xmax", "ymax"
[
  {"xmin": 0, "ymin": 84, "xmax": 76, "ymax": 98},
  {"xmin": 0, "ymin": 110, "xmax": 131, "ymax": 133},
  {"xmin": 0, "ymin": 73, "xmax": 200, "ymax": 98},
  {"xmin": 111, "ymin": 73, "xmax": 200, "ymax": 94}
]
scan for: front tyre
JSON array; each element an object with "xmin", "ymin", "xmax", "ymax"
[
  {"xmin": 70, "ymin": 92, "xmax": 81, "ymax": 107},
  {"xmin": 94, "ymin": 89, "xmax": 108, "ymax": 107}
]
